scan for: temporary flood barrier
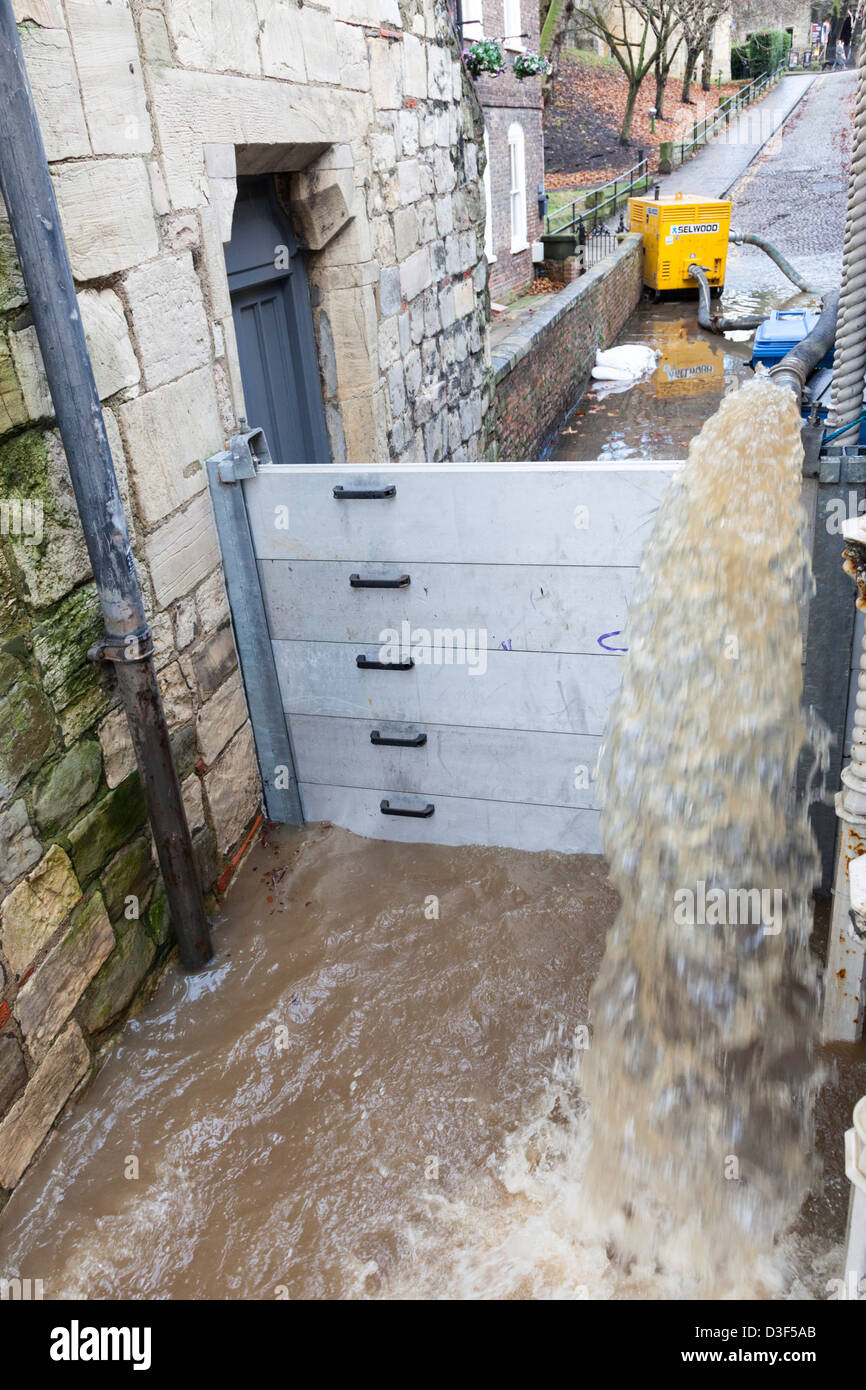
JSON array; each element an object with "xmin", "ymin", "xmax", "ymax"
[{"xmin": 207, "ymin": 453, "xmax": 679, "ymax": 853}]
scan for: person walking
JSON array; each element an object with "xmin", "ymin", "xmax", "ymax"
[{"xmin": 834, "ymin": 10, "xmax": 853, "ymax": 68}]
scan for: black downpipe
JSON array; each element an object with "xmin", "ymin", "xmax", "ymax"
[
  {"xmin": 769, "ymin": 290, "xmax": 840, "ymax": 404},
  {"xmin": 0, "ymin": 1, "xmax": 212, "ymax": 970}
]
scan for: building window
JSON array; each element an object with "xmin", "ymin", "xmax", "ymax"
[
  {"xmin": 503, "ymin": 0, "xmax": 523, "ymax": 51},
  {"xmin": 483, "ymin": 131, "xmax": 495, "ymax": 261},
  {"xmin": 461, "ymin": 0, "xmax": 484, "ymax": 41},
  {"xmin": 508, "ymin": 122, "xmax": 527, "ymax": 252}
]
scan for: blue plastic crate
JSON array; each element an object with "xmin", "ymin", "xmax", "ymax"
[{"xmin": 750, "ymin": 310, "xmax": 835, "ymax": 370}]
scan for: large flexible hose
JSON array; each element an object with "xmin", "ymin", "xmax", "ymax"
[
  {"xmin": 828, "ymin": 33, "xmax": 866, "ymax": 427},
  {"xmin": 768, "ymin": 289, "xmax": 839, "ymax": 403},
  {"xmin": 729, "ymin": 229, "xmax": 815, "ymax": 293},
  {"xmin": 688, "ymin": 263, "xmax": 765, "ymax": 332}
]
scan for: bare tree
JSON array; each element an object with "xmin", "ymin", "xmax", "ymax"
[
  {"xmin": 676, "ymin": 0, "xmax": 730, "ymax": 104},
  {"xmin": 568, "ymin": 0, "xmax": 664, "ymax": 142},
  {"xmin": 649, "ymin": 0, "xmax": 685, "ymax": 120},
  {"xmin": 541, "ymin": 0, "xmax": 575, "ymax": 111}
]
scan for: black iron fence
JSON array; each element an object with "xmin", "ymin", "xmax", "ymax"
[
  {"xmin": 545, "ymin": 152, "xmax": 650, "ymax": 237},
  {"xmin": 580, "ymin": 220, "xmax": 616, "ymax": 269}
]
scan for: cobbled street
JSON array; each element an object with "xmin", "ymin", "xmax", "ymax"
[{"xmin": 725, "ymin": 71, "xmax": 855, "ymax": 294}]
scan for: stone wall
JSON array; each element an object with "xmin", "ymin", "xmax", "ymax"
[
  {"xmin": 731, "ymin": 1, "xmax": 812, "ymax": 52},
  {"xmin": 493, "ymin": 233, "xmax": 643, "ymax": 460},
  {"xmin": 0, "ymin": 0, "xmax": 494, "ymax": 1202}
]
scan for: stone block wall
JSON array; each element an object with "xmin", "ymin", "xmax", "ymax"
[
  {"xmin": 493, "ymin": 234, "xmax": 644, "ymax": 460},
  {"xmin": 0, "ymin": 0, "xmax": 494, "ymax": 1202}
]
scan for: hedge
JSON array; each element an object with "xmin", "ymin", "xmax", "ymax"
[{"xmin": 743, "ymin": 29, "xmax": 792, "ymax": 78}]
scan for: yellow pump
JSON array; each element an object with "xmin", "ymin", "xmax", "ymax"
[{"xmin": 628, "ymin": 192, "xmax": 732, "ymax": 292}]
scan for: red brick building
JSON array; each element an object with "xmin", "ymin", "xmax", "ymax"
[{"xmin": 460, "ymin": 0, "xmax": 546, "ymax": 299}]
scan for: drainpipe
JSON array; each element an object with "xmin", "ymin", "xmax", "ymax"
[{"xmin": 0, "ymin": 0, "xmax": 212, "ymax": 971}]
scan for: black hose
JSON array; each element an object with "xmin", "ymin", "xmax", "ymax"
[
  {"xmin": 729, "ymin": 230, "xmax": 814, "ymax": 294},
  {"xmin": 688, "ymin": 264, "xmax": 765, "ymax": 333},
  {"xmin": 769, "ymin": 290, "xmax": 839, "ymax": 403}
]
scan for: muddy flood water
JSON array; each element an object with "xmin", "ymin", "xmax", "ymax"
[
  {"xmin": 0, "ymin": 816, "xmax": 862, "ymax": 1301},
  {"xmin": 549, "ymin": 286, "xmax": 822, "ymax": 462}
]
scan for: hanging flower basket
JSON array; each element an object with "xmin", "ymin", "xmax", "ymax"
[
  {"xmin": 513, "ymin": 52, "xmax": 552, "ymax": 80},
  {"xmin": 464, "ymin": 40, "xmax": 505, "ymax": 78}
]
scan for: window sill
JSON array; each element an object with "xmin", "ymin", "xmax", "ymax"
[
  {"xmin": 510, "ymin": 242, "xmax": 529, "ymax": 254},
  {"xmin": 486, "ymin": 252, "xmax": 498, "ymax": 263}
]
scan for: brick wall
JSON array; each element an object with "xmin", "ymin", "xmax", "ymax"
[
  {"xmin": 493, "ymin": 234, "xmax": 644, "ymax": 459},
  {"xmin": 483, "ymin": 107, "xmax": 544, "ymax": 299},
  {"xmin": 472, "ymin": 0, "xmax": 544, "ymax": 299}
]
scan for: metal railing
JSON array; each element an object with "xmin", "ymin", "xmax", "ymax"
[
  {"xmin": 535, "ymin": 218, "xmax": 616, "ymax": 279},
  {"xmin": 675, "ymin": 59, "xmax": 788, "ymax": 165},
  {"xmin": 545, "ymin": 59, "xmax": 788, "ymax": 238},
  {"xmin": 580, "ymin": 220, "xmax": 616, "ymax": 268},
  {"xmin": 545, "ymin": 152, "xmax": 650, "ymax": 236}
]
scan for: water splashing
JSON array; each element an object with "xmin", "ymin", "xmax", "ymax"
[{"xmin": 582, "ymin": 376, "xmax": 823, "ymax": 1279}]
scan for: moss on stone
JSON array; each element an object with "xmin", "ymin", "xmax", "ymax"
[
  {"xmin": 0, "ymin": 649, "xmax": 56, "ymax": 800},
  {"xmin": 0, "ymin": 544, "xmax": 26, "ymax": 643},
  {"xmin": 0, "ymin": 428, "xmax": 53, "ymax": 518},
  {"xmin": 146, "ymin": 889, "xmax": 170, "ymax": 948},
  {"xmin": 100, "ymin": 835, "xmax": 154, "ymax": 922},
  {"xmin": 32, "ymin": 738, "xmax": 103, "ymax": 836},
  {"xmin": 67, "ymin": 770, "xmax": 147, "ymax": 884},
  {"xmin": 31, "ymin": 584, "xmax": 111, "ymax": 737},
  {"xmin": 79, "ymin": 918, "xmax": 156, "ymax": 1035}
]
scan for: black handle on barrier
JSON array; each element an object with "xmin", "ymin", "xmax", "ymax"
[
  {"xmin": 371, "ymin": 730, "xmax": 427, "ymax": 747},
  {"xmin": 333, "ymin": 485, "xmax": 396, "ymax": 499},
  {"xmin": 350, "ymin": 574, "xmax": 410, "ymax": 588},
  {"xmin": 356, "ymin": 655, "xmax": 414, "ymax": 671}
]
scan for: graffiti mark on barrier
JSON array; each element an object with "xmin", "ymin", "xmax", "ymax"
[{"xmin": 598, "ymin": 630, "xmax": 628, "ymax": 653}]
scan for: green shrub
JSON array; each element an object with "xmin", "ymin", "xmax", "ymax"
[{"xmin": 746, "ymin": 29, "xmax": 792, "ymax": 77}]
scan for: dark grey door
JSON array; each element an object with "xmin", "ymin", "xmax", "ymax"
[{"xmin": 225, "ymin": 176, "xmax": 329, "ymax": 464}]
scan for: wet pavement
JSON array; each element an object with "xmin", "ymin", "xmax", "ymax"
[
  {"xmin": 653, "ymin": 72, "xmax": 816, "ymax": 203},
  {"xmin": 724, "ymin": 72, "xmax": 854, "ymax": 297}
]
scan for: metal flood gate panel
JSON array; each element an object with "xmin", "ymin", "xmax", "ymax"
[{"xmin": 208, "ymin": 461, "xmax": 680, "ymax": 854}]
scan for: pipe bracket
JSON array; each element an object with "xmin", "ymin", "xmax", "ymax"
[{"xmin": 87, "ymin": 626, "xmax": 155, "ymax": 665}]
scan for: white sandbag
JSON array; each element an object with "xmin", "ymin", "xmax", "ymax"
[
  {"xmin": 591, "ymin": 364, "xmax": 635, "ymax": 381},
  {"xmin": 594, "ymin": 344, "xmax": 659, "ymax": 378}
]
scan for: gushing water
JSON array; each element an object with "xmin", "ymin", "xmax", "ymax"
[{"xmin": 582, "ymin": 376, "xmax": 823, "ymax": 1279}]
